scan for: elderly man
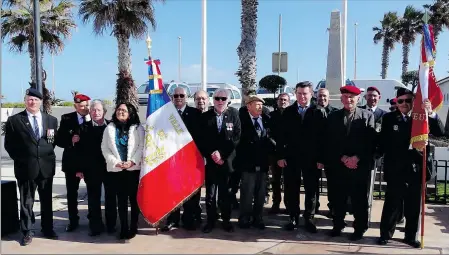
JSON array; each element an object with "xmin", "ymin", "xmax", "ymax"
[
  {"xmin": 5, "ymin": 88, "xmax": 59, "ymax": 245},
  {"xmin": 268, "ymin": 92, "xmax": 290, "ymax": 214},
  {"xmin": 377, "ymin": 88, "xmax": 445, "ymax": 248},
  {"xmin": 236, "ymin": 95, "xmax": 274, "ymax": 229},
  {"xmin": 324, "ymin": 86, "xmax": 376, "ymax": 240},
  {"xmin": 55, "ymin": 93, "xmax": 91, "ymax": 232},
  {"xmin": 277, "ymin": 81, "xmax": 327, "ymax": 233},
  {"xmin": 194, "ymin": 90, "xmax": 210, "ymax": 113},
  {"xmin": 162, "ymin": 87, "xmax": 203, "ymax": 231},
  {"xmin": 76, "ymin": 99, "xmax": 112, "ymax": 236},
  {"xmin": 201, "ymin": 89, "xmax": 241, "ymax": 233}
]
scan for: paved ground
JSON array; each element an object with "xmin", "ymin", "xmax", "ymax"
[{"xmin": 1, "ymin": 158, "xmax": 449, "ymax": 254}]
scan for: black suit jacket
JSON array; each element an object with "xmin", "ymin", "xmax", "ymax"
[
  {"xmin": 269, "ymin": 108, "xmax": 285, "ymax": 144},
  {"xmin": 179, "ymin": 105, "xmax": 202, "ymax": 144},
  {"xmin": 277, "ymin": 102, "xmax": 327, "ymax": 166},
  {"xmin": 201, "ymin": 107, "xmax": 241, "ymax": 173},
  {"xmin": 4, "ymin": 110, "xmax": 58, "ymax": 180},
  {"xmin": 379, "ymin": 111, "xmax": 445, "ymax": 183},
  {"xmin": 80, "ymin": 119, "xmax": 110, "ymax": 174},
  {"xmin": 55, "ymin": 111, "xmax": 89, "ymax": 173},
  {"xmin": 324, "ymin": 107, "xmax": 376, "ymax": 170},
  {"xmin": 235, "ymin": 111, "xmax": 274, "ymax": 172},
  {"xmin": 360, "ymin": 105, "xmax": 387, "ymax": 132}
]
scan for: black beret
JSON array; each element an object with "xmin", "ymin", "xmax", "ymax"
[
  {"xmin": 25, "ymin": 88, "xmax": 43, "ymax": 100},
  {"xmin": 396, "ymin": 88, "xmax": 414, "ymax": 98}
]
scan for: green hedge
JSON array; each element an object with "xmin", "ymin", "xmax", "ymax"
[
  {"xmin": 1, "ymin": 102, "xmax": 25, "ymax": 108},
  {"xmin": 264, "ymin": 98, "xmax": 277, "ymax": 108}
]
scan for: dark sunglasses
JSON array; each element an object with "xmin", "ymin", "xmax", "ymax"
[
  {"xmin": 173, "ymin": 94, "xmax": 185, "ymax": 99},
  {"xmin": 214, "ymin": 97, "xmax": 227, "ymax": 101},
  {"xmin": 397, "ymin": 98, "xmax": 413, "ymax": 104}
]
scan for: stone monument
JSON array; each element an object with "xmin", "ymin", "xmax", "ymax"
[{"xmin": 325, "ymin": 10, "xmax": 343, "ymax": 97}]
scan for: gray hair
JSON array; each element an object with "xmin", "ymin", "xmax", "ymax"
[
  {"xmin": 213, "ymin": 88, "xmax": 230, "ymax": 99},
  {"xmin": 277, "ymin": 92, "xmax": 290, "ymax": 100},
  {"xmin": 194, "ymin": 89, "xmax": 208, "ymax": 100},
  {"xmin": 90, "ymin": 99, "xmax": 107, "ymax": 112}
]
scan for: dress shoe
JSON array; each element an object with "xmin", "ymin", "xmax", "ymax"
[
  {"xmin": 128, "ymin": 229, "xmax": 138, "ymax": 239},
  {"xmin": 284, "ymin": 221, "xmax": 295, "ymax": 231},
  {"xmin": 377, "ymin": 237, "xmax": 388, "ymax": 245},
  {"xmin": 65, "ymin": 222, "xmax": 79, "ymax": 232},
  {"xmin": 403, "ymin": 238, "xmax": 421, "ymax": 248},
  {"xmin": 304, "ymin": 219, "xmax": 318, "ymax": 233},
  {"xmin": 202, "ymin": 223, "xmax": 214, "ymax": 233},
  {"xmin": 222, "ymin": 221, "xmax": 234, "ymax": 232},
  {"xmin": 41, "ymin": 230, "xmax": 58, "ymax": 239},
  {"xmin": 161, "ymin": 222, "xmax": 179, "ymax": 232},
  {"xmin": 349, "ymin": 231, "xmax": 364, "ymax": 241},
  {"xmin": 328, "ymin": 227, "xmax": 343, "ymax": 237},
  {"xmin": 21, "ymin": 233, "xmax": 33, "ymax": 246}
]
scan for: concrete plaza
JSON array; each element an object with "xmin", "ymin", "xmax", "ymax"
[{"xmin": 1, "ymin": 158, "xmax": 448, "ymax": 254}]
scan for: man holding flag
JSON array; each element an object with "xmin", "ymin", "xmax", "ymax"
[{"xmin": 377, "ymin": 17, "xmax": 445, "ymax": 248}]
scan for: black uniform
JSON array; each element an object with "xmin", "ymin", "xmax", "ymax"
[
  {"xmin": 378, "ymin": 111, "xmax": 445, "ymax": 243},
  {"xmin": 201, "ymin": 107, "xmax": 241, "ymax": 231},
  {"xmin": 277, "ymin": 102, "xmax": 327, "ymax": 227},
  {"xmin": 55, "ymin": 111, "xmax": 89, "ymax": 227},
  {"xmin": 4, "ymin": 110, "xmax": 58, "ymax": 235},
  {"xmin": 268, "ymin": 108, "xmax": 285, "ymax": 209},
  {"xmin": 324, "ymin": 107, "xmax": 376, "ymax": 235},
  {"xmin": 163, "ymin": 105, "xmax": 203, "ymax": 230}
]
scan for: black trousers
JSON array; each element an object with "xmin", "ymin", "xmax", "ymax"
[
  {"xmin": 84, "ymin": 171, "xmax": 105, "ymax": 230},
  {"xmin": 239, "ymin": 171, "xmax": 267, "ymax": 222},
  {"xmin": 323, "ymin": 167, "xmax": 336, "ymax": 214},
  {"xmin": 205, "ymin": 166, "xmax": 233, "ymax": 224},
  {"xmin": 380, "ymin": 178, "xmax": 421, "ymax": 240},
  {"xmin": 18, "ymin": 175, "xmax": 54, "ymax": 234},
  {"xmin": 65, "ymin": 172, "xmax": 81, "ymax": 223},
  {"xmin": 283, "ymin": 161, "xmax": 302, "ymax": 218},
  {"xmin": 116, "ymin": 170, "xmax": 140, "ymax": 233},
  {"xmin": 104, "ymin": 172, "xmax": 118, "ymax": 230},
  {"xmin": 332, "ymin": 166, "xmax": 370, "ymax": 232},
  {"xmin": 165, "ymin": 189, "xmax": 202, "ymax": 225},
  {"xmin": 271, "ymin": 163, "xmax": 283, "ymax": 206}
]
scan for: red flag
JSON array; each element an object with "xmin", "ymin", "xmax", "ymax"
[{"xmin": 410, "ymin": 24, "xmax": 443, "ymax": 150}]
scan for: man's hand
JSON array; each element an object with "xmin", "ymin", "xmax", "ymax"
[
  {"xmin": 211, "ymin": 151, "xmax": 221, "ymax": 163},
  {"xmin": 277, "ymin": 159, "xmax": 287, "ymax": 168},
  {"xmin": 317, "ymin": 163, "xmax": 324, "ymax": 169},
  {"xmin": 422, "ymin": 99, "xmax": 432, "ymax": 114},
  {"xmin": 72, "ymin": 134, "xmax": 80, "ymax": 144},
  {"xmin": 123, "ymin": 161, "xmax": 136, "ymax": 169},
  {"xmin": 115, "ymin": 162, "xmax": 123, "ymax": 168},
  {"xmin": 75, "ymin": 172, "xmax": 84, "ymax": 179}
]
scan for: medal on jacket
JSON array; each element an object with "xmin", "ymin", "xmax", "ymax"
[
  {"xmin": 393, "ymin": 125, "xmax": 398, "ymax": 131},
  {"xmin": 226, "ymin": 123, "xmax": 233, "ymax": 131},
  {"xmin": 47, "ymin": 129, "xmax": 55, "ymax": 143}
]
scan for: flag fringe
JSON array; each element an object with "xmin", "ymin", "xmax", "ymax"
[
  {"xmin": 141, "ymin": 183, "xmax": 205, "ymax": 227},
  {"xmin": 411, "ymin": 134, "xmax": 429, "ymax": 150},
  {"xmin": 433, "ymin": 101, "xmax": 443, "ymax": 113}
]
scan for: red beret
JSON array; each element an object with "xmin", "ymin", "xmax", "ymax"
[
  {"xmin": 74, "ymin": 94, "xmax": 91, "ymax": 103},
  {"xmin": 340, "ymin": 86, "xmax": 361, "ymax": 95},
  {"xmin": 367, "ymin": 86, "xmax": 380, "ymax": 95},
  {"xmin": 390, "ymin": 98, "xmax": 397, "ymax": 104}
]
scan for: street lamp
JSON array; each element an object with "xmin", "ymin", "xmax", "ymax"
[
  {"xmin": 354, "ymin": 22, "xmax": 358, "ymax": 80},
  {"xmin": 178, "ymin": 36, "xmax": 182, "ymax": 82}
]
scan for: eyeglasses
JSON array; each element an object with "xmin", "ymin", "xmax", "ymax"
[
  {"xmin": 397, "ymin": 98, "xmax": 413, "ymax": 104},
  {"xmin": 173, "ymin": 94, "xmax": 185, "ymax": 99},
  {"xmin": 195, "ymin": 97, "xmax": 207, "ymax": 101},
  {"xmin": 214, "ymin": 97, "xmax": 227, "ymax": 101}
]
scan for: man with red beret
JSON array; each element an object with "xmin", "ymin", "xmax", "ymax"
[
  {"xmin": 322, "ymin": 85, "xmax": 376, "ymax": 241},
  {"xmin": 360, "ymin": 87, "xmax": 387, "ymax": 129},
  {"xmin": 389, "ymin": 98, "xmax": 398, "ymax": 112},
  {"xmin": 55, "ymin": 93, "xmax": 91, "ymax": 233}
]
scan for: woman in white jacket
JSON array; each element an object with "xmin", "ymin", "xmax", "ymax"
[{"xmin": 101, "ymin": 103, "xmax": 144, "ymax": 241}]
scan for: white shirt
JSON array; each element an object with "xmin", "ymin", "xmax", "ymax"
[
  {"xmin": 77, "ymin": 112, "xmax": 90, "ymax": 124},
  {"xmin": 27, "ymin": 110, "xmax": 43, "ymax": 138},
  {"xmin": 177, "ymin": 104, "xmax": 187, "ymax": 114},
  {"xmin": 249, "ymin": 112, "xmax": 264, "ymax": 130},
  {"xmin": 367, "ymin": 106, "xmax": 377, "ymax": 112},
  {"xmin": 92, "ymin": 119, "xmax": 106, "ymax": 126}
]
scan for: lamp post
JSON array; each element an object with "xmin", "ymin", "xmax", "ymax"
[
  {"xmin": 201, "ymin": 0, "xmax": 207, "ymax": 91},
  {"xmin": 33, "ymin": 0, "xmax": 43, "ymax": 100},
  {"xmin": 354, "ymin": 22, "xmax": 358, "ymax": 80}
]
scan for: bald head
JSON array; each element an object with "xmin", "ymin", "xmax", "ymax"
[
  {"xmin": 317, "ymin": 88, "xmax": 330, "ymax": 107},
  {"xmin": 194, "ymin": 90, "xmax": 209, "ymax": 112}
]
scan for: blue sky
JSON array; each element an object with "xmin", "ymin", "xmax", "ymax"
[{"xmin": 2, "ymin": 0, "xmax": 449, "ymax": 102}]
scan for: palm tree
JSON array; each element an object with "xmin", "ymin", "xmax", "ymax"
[
  {"xmin": 236, "ymin": 0, "xmax": 258, "ymax": 104},
  {"xmin": 373, "ymin": 11, "xmax": 401, "ymax": 79},
  {"xmin": 424, "ymin": 0, "xmax": 449, "ymax": 47},
  {"xmin": 1, "ymin": 0, "xmax": 76, "ymax": 113},
  {"xmin": 398, "ymin": 6, "xmax": 423, "ymax": 76},
  {"xmin": 79, "ymin": 0, "xmax": 164, "ymax": 109}
]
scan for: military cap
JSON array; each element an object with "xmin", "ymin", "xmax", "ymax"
[
  {"xmin": 246, "ymin": 95, "xmax": 265, "ymax": 104},
  {"xmin": 25, "ymin": 88, "xmax": 43, "ymax": 100},
  {"xmin": 367, "ymin": 86, "xmax": 381, "ymax": 95},
  {"xmin": 74, "ymin": 94, "xmax": 91, "ymax": 103},
  {"xmin": 340, "ymin": 85, "xmax": 361, "ymax": 95},
  {"xmin": 390, "ymin": 98, "xmax": 397, "ymax": 105},
  {"xmin": 396, "ymin": 88, "xmax": 414, "ymax": 98}
]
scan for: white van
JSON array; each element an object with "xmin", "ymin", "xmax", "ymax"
[{"xmin": 352, "ymin": 79, "xmax": 410, "ymax": 108}]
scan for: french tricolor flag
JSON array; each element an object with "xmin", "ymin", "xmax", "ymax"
[{"xmin": 137, "ymin": 57, "xmax": 205, "ymax": 226}]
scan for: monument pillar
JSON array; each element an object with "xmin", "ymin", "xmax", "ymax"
[{"xmin": 326, "ymin": 10, "xmax": 343, "ymax": 96}]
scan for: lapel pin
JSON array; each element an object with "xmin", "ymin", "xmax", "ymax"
[{"xmin": 393, "ymin": 125, "xmax": 398, "ymax": 131}]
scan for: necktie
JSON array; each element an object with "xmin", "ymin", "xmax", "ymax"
[
  {"xmin": 33, "ymin": 116, "xmax": 39, "ymax": 139},
  {"xmin": 404, "ymin": 115, "xmax": 410, "ymax": 122},
  {"xmin": 253, "ymin": 117, "xmax": 261, "ymax": 136},
  {"xmin": 217, "ymin": 115, "xmax": 222, "ymax": 132},
  {"xmin": 178, "ymin": 109, "xmax": 182, "ymax": 116}
]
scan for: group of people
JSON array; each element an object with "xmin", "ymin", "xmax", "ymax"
[{"xmin": 4, "ymin": 81, "xmax": 448, "ymax": 248}]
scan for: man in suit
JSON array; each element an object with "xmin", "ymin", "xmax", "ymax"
[
  {"xmin": 277, "ymin": 81, "xmax": 327, "ymax": 233},
  {"xmin": 315, "ymin": 88, "xmax": 338, "ymax": 217},
  {"xmin": 377, "ymin": 88, "xmax": 445, "ymax": 248},
  {"xmin": 4, "ymin": 88, "xmax": 59, "ymax": 246},
  {"xmin": 236, "ymin": 95, "xmax": 274, "ymax": 229},
  {"xmin": 194, "ymin": 90, "xmax": 210, "ymax": 113},
  {"xmin": 55, "ymin": 93, "xmax": 91, "ymax": 232},
  {"xmin": 268, "ymin": 92, "xmax": 290, "ymax": 214},
  {"xmin": 360, "ymin": 86, "xmax": 387, "ymax": 130},
  {"xmin": 76, "ymin": 99, "xmax": 112, "ymax": 236},
  {"xmin": 201, "ymin": 89, "xmax": 241, "ymax": 233},
  {"xmin": 324, "ymin": 86, "xmax": 376, "ymax": 240},
  {"xmin": 162, "ymin": 87, "xmax": 203, "ymax": 231}
]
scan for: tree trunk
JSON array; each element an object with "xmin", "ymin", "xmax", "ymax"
[
  {"xmin": 40, "ymin": 47, "xmax": 52, "ymax": 114},
  {"xmin": 28, "ymin": 43, "xmax": 36, "ymax": 84},
  {"xmin": 402, "ymin": 42, "xmax": 410, "ymax": 77},
  {"xmin": 236, "ymin": 0, "xmax": 258, "ymax": 105},
  {"xmin": 381, "ymin": 39, "xmax": 390, "ymax": 79},
  {"xmin": 115, "ymin": 32, "xmax": 138, "ymax": 110}
]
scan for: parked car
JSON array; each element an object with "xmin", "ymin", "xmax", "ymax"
[
  {"xmin": 186, "ymin": 83, "xmax": 242, "ymax": 107},
  {"xmin": 256, "ymin": 86, "xmax": 295, "ymax": 103},
  {"xmin": 137, "ymin": 81, "xmax": 191, "ymax": 105}
]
